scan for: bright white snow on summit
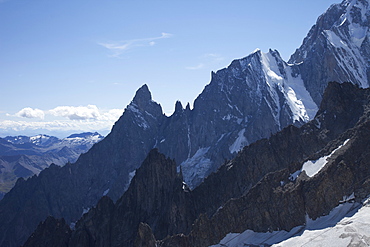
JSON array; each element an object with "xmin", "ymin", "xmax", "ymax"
[
  {"xmin": 180, "ymin": 147, "xmax": 212, "ymax": 188},
  {"xmin": 322, "ymin": 0, "xmax": 370, "ymax": 89}
]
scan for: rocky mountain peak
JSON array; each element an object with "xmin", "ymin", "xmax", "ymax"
[
  {"xmin": 130, "ymin": 148, "xmax": 182, "ymax": 190},
  {"xmin": 287, "ymin": 0, "xmax": 370, "ymax": 107},
  {"xmin": 185, "ymin": 102, "xmax": 191, "ymax": 111},
  {"xmin": 174, "ymin": 100, "xmax": 184, "ymax": 114},
  {"xmin": 131, "ymin": 84, "xmax": 154, "ymax": 109},
  {"xmin": 114, "ymin": 84, "xmax": 163, "ymax": 132}
]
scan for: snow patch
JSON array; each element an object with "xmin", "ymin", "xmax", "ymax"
[
  {"xmin": 288, "ymin": 139, "xmax": 350, "ymax": 182},
  {"xmin": 127, "ymin": 103, "xmax": 150, "ymax": 129},
  {"xmin": 181, "ymin": 147, "xmax": 212, "ymax": 189},
  {"xmin": 325, "ymin": 30, "xmax": 348, "ymax": 48},
  {"xmin": 216, "ymin": 133, "xmax": 226, "ymax": 144},
  {"xmin": 103, "ymin": 188, "xmax": 110, "ymax": 196},
  {"xmin": 210, "ymin": 227, "xmax": 303, "ymax": 247},
  {"xmin": 82, "ymin": 207, "xmax": 90, "ymax": 215},
  {"xmin": 229, "ymin": 129, "xmax": 248, "ymax": 154},
  {"xmin": 324, "ymin": 28, "xmax": 369, "ymax": 88},
  {"xmin": 260, "ymin": 50, "xmax": 315, "ymax": 124},
  {"xmin": 302, "ymin": 139, "xmax": 350, "ymax": 177},
  {"xmin": 289, "ymin": 170, "xmax": 302, "ymax": 182},
  {"xmin": 128, "ymin": 170, "xmax": 136, "ymax": 184},
  {"xmin": 340, "ymin": 192, "xmax": 355, "ymax": 203},
  {"xmin": 285, "ymin": 66, "xmax": 318, "ymax": 120},
  {"xmin": 222, "ymin": 114, "xmax": 232, "ymax": 121},
  {"xmin": 348, "ymin": 23, "xmax": 368, "ymax": 47}
]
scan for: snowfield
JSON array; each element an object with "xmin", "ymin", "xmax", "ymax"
[{"xmin": 211, "ymin": 196, "xmax": 370, "ymax": 247}]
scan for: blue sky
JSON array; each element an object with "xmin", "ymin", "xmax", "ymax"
[{"xmin": 0, "ymin": 0, "xmax": 337, "ymax": 137}]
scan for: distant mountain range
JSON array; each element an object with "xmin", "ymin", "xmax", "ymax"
[
  {"xmin": 0, "ymin": 132, "xmax": 103, "ymax": 200},
  {"xmin": 1, "ymin": 0, "xmax": 370, "ymax": 246}
]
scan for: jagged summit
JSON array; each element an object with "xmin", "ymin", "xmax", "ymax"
[
  {"xmin": 290, "ymin": 0, "xmax": 370, "ymax": 104},
  {"xmin": 174, "ymin": 100, "xmax": 184, "ymax": 114},
  {"xmin": 131, "ymin": 84, "xmax": 153, "ymax": 108}
]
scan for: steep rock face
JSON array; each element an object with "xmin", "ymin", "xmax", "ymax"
[
  {"xmin": 191, "ymin": 121, "xmax": 370, "ymax": 247},
  {"xmin": 134, "ymin": 223, "xmax": 157, "ymax": 247},
  {"xmin": 22, "ymin": 216, "xmax": 72, "ymax": 247},
  {"xmin": 290, "ymin": 0, "xmax": 370, "ymax": 104},
  {"xmin": 33, "ymin": 149, "xmax": 195, "ymax": 247},
  {"xmin": 174, "ymin": 49, "xmax": 317, "ymax": 187},
  {"xmin": 0, "ymin": 86, "xmax": 166, "ymax": 247},
  {"xmin": 99, "ymin": 84, "xmax": 165, "ymax": 200},
  {"xmin": 191, "ymin": 81, "xmax": 368, "ymax": 217}
]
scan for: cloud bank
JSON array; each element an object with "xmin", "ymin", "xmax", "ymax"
[
  {"xmin": 15, "ymin": 107, "xmax": 45, "ymax": 119},
  {"xmin": 1, "ymin": 105, "xmax": 124, "ymax": 137},
  {"xmin": 49, "ymin": 105, "xmax": 101, "ymax": 120}
]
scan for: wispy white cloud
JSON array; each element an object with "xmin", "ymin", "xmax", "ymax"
[
  {"xmin": 15, "ymin": 107, "xmax": 45, "ymax": 119},
  {"xmin": 186, "ymin": 63, "xmax": 204, "ymax": 70},
  {"xmin": 99, "ymin": 32, "xmax": 173, "ymax": 57},
  {"xmin": 202, "ymin": 53, "xmax": 224, "ymax": 62}
]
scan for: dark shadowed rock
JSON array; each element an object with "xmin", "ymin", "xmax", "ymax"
[
  {"xmin": 63, "ymin": 149, "xmax": 195, "ymax": 246},
  {"xmin": 134, "ymin": 223, "xmax": 156, "ymax": 247},
  {"xmin": 23, "ymin": 216, "xmax": 71, "ymax": 247}
]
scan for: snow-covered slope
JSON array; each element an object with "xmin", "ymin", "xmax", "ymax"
[
  {"xmin": 211, "ymin": 197, "xmax": 370, "ymax": 247},
  {"xmin": 274, "ymin": 197, "xmax": 370, "ymax": 247}
]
